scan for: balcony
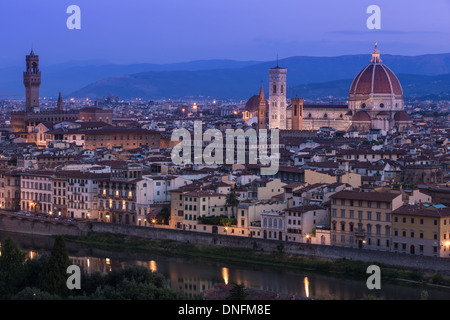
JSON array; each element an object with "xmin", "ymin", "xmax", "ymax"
[{"xmin": 354, "ymin": 229, "xmax": 366, "ymax": 237}]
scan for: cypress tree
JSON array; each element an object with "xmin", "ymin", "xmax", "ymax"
[
  {"xmin": 40, "ymin": 236, "xmax": 71, "ymax": 297},
  {"xmin": 0, "ymin": 237, "xmax": 26, "ymax": 296}
]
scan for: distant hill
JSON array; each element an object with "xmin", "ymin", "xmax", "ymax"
[
  {"xmin": 0, "ymin": 59, "xmax": 261, "ymax": 97},
  {"xmin": 289, "ymin": 73, "xmax": 450, "ymax": 101},
  {"xmin": 2, "ymin": 53, "xmax": 450, "ymax": 100}
]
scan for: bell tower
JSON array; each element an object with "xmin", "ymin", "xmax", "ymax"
[
  {"xmin": 268, "ymin": 60, "xmax": 287, "ymax": 130},
  {"xmin": 23, "ymin": 48, "xmax": 41, "ymax": 113}
]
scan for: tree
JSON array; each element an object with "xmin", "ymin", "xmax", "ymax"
[
  {"xmin": 226, "ymin": 283, "xmax": 248, "ymax": 300},
  {"xmin": 40, "ymin": 236, "xmax": 71, "ymax": 297},
  {"xmin": 225, "ymin": 191, "xmax": 240, "ymax": 217},
  {"xmin": 156, "ymin": 207, "xmax": 170, "ymax": 225},
  {"xmin": 0, "ymin": 237, "xmax": 26, "ymax": 296}
]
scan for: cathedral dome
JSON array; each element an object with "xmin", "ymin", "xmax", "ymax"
[
  {"xmin": 349, "ymin": 44, "xmax": 403, "ymax": 98},
  {"xmin": 244, "ymin": 95, "xmax": 268, "ymax": 112}
]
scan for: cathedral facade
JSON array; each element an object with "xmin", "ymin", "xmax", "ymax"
[{"xmin": 243, "ymin": 43, "xmax": 412, "ymax": 132}]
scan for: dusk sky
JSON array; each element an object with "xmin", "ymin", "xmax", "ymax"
[{"xmin": 1, "ymin": 0, "xmax": 449, "ymax": 66}]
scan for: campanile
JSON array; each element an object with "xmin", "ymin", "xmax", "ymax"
[{"xmin": 23, "ymin": 48, "xmax": 41, "ymax": 113}]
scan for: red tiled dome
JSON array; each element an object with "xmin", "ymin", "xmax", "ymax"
[
  {"xmin": 244, "ymin": 95, "xmax": 268, "ymax": 112},
  {"xmin": 349, "ymin": 44, "xmax": 403, "ymax": 97}
]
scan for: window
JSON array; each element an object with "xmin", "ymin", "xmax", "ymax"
[{"xmin": 376, "ymin": 225, "xmax": 381, "ymax": 236}]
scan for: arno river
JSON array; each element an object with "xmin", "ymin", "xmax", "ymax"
[{"xmin": 2, "ymin": 231, "xmax": 450, "ymax": 300}]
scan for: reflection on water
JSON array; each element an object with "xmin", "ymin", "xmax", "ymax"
[
  {"xmin": 304, "ymin": 277, "xmax": 310, "ymax": 298},
  {"xmin": 1, "ymin": 231, "xmax": 450, "ymax": 300}
]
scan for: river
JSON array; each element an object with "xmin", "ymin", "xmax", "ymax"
[{"xmin": 1, "ymin": 231, "xmax": 450, "ymax": 300}]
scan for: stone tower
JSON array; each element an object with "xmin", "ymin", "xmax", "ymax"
[
  {"xmin": 291, "ymin": 97, "xmax": 304, "ymax": 130},
  {"xmin": 57, "ymin": 92, "xmax": 64, "ymax": 111},
  {"xmin": 23, "ymin": 48, "xmax": 41, "ymax": 113},
  {"xmin": 268, "ymin": 61, "xmax": 287, "ymax": 130},
  {"xmin": 257, "ymin": 82, "xmax": 266, "ymax": 131}
]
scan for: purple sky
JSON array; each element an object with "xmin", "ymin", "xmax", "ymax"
[{"xmin": 1, "ymin": 0, "xmax": 449, "ymax": 66}]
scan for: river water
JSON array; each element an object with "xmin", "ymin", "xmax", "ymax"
[{"xmin": 1, "ymin": 231, "xmax": 450, "ymax": 300}]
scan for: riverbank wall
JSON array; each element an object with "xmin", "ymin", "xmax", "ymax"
[{"xmin": 2, "ymin": 212, "xmax": 450, "ymax": 275}]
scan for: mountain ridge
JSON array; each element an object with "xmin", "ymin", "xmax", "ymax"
[{"xmin": 1, "ymin": 53, "xmax": 450, "ymax": 100}]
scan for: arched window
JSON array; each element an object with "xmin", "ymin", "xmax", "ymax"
[
  {"xmin": 324, "ymin": 113, "xmax": 328, "ymax": 118},
  {"xmin": 308, "ymin": 113, "xmax": 312, "ymax": 118},
  {"xmin": 361, "ymin": 103, "xmax": 366, "ymax": 109},
  {"xmin": 273, "ymin": 85, "xmax": 277, "ymax": 94}
]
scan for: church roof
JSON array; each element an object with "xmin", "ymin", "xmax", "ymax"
[
  {"xmin": 349, "ymin": 43, "xmax": 403, "ymax": 97},
  {"xmin": 352, "ymin": 110, "xmax": 371, "ymax": 122},
  {"xmin": 394, "ymin": 111, "xmax": 412, "ymax": 122}
]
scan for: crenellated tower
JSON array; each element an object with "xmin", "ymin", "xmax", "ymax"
[{"xmin": 23, "ymin": 48, "xmax": 41, "ymax": 113}]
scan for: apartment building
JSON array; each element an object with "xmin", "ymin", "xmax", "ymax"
[
  {"xmin": 20, "ymin": 171, "xmax": 53, "ymax": 215},
  {"xmin": 98, "ymin": 164, "xmax": 142, "ymax": 224},
  {"xmin": 283, "ymin": 204, "xmax": 328, "ymax": 243},
  {"xmin": 52, "ymin": 174, "xmax": 68, "ymax": 217},
  {"xmin": 330, "ymin": 190, "xmax": 403, "ymax": 250},
  {"xmin": 135, "ymin": 175, "xmax": 192, "ymax": 227},
  {"xmin": 0, "ymin": 170, "xmax": 21, "ymax": 212},
  {"xmin": 181, "ymin": 190, "xmax": 227, "ymax": 231},
  {"xmin": 392, "ymin": 204, "xmax": 450, "ymax": 258},
  {"xmin": 67, "ymin": 172, "xmax": 103, "ymax": 220}
]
